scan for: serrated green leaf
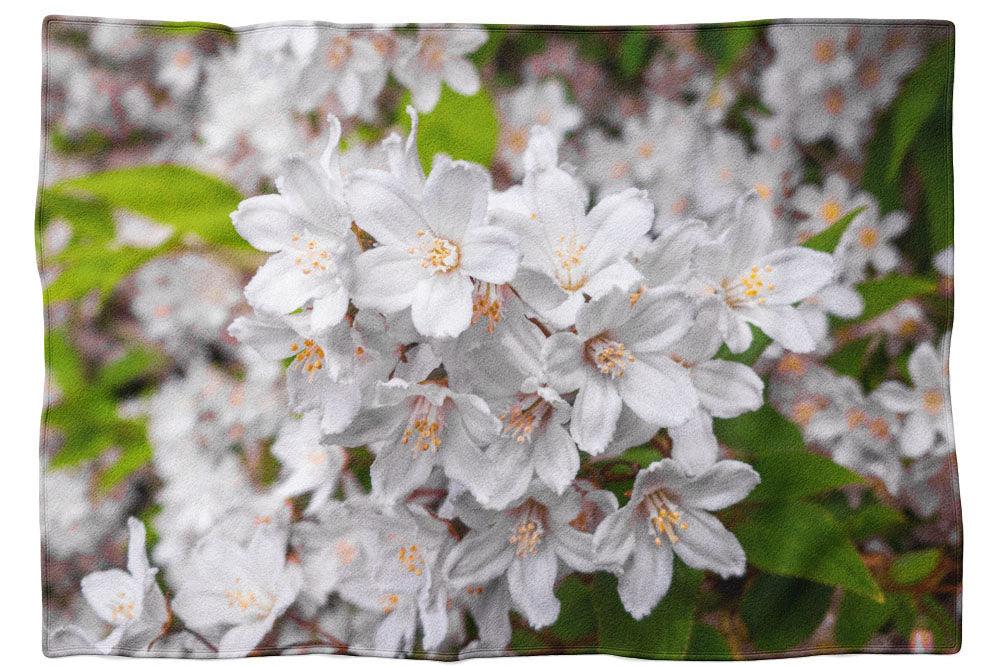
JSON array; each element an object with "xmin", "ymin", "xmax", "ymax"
[
  {"xmin": 593, "ymin": 564, "xmax": 703, "ymax": 657},
  {"xmin": 802, "ymin": 205, "xmax": 866, "ymax": 253},
  {"xmin": 747, "ymin": 450, "xmax": 863, "ymax": 502},
  {"xmin": 398, "ymin": 87, "xmax": 499, "ymax": 173},
  {"xmin": 886, "ymin": 39, "xmax": 954, "ymax": 180},
  {"xmin": 715, "ymin": 405, "xmax": 804, "ymax": 455},
  {"xmin": 856, "ymin": 274, "xmax": 938, "ymax": 321},
  {"xmin": 889, "ymin": 549, "xmax": 942, "ymax": 586},
  {"xmin": 740, "ymin": 574, "xmax": 833, "ymax": 652},
  {"xmin": 733, "ymin": 501, "xmax": 883, "ymax": 601},
  {"xmin": 53, "ymin": 165, "xmax": 246, "ymax": 247}
]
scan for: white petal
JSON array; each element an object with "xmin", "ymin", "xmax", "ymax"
[
  {"xmin": 353, "ymin": 246, "xmax": 423, "ymax": 313},
  {"xmin": 671, "ymin": 508, "xmax": 746, "ymax": 578},
  {"xmin": 681, "ymin": 460, "xmax": 761, "ymax": 511},
  {"xmin": 346, "ymin": 169, "xmax": 427, "ymax": 246},
  {"xmin": 691, "ymin": 360, "xmax": 764, "ymax": 418},
  {"xmin": 570, "ymin": 377, "xmax": 622, "ymax": 454},
  {"xmin": 507, "ymin": 550, "xmax": 560, "ymax": 629},
  {"xmin": 532, "ymin": 425, "xmax": 580, "ymax": 495},
  {"xmin": 461, "ymin": 225, "xmax": 522, "ymax": 283},
  {"xmin": 619, "ymin": 355, "xmax": 698, "ymax": 428},
  {"xmin": 618, "ymin": 540, "xmax": 673, "ymax": 620},
  {"xmin": 422, "ymin": 158, "xmax": 489, "ymax": 240},
  {"xmin": 582, "ymin": 188, "xmax": 654, "ymax": 274},
  {"xmin": 411, "ymin": 273, "xmax": 474, "ymax": 338},
  {"xmin": 231, "ymin": 195, "xmax": 295, "ymax": 252}
]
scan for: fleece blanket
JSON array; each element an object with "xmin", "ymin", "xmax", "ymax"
[{"xmin": 38, "ymin": 16, "xmax": 959, "ymax": 659}]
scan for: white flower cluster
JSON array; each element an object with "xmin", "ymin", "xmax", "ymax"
[{"xmin": 57, "ymin": 105, "xmax": 854, "ymax": 656}]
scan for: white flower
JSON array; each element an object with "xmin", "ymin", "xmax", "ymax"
[
  {"xmin": 172, "ymin": 524, "xmax": 302, "ymax": 657},
  {"xmin": 445, "ymin": 483, "xmax": 604, "ymax": 629},
  {"xmin": 837, "ymin": 208, "xmax": 909, "ymax": 281},
  {"xmin": 78, "ymin": 518, "xmax": 167, "ymax": 654},
  {"xmin": 156, "ymin": 42, "xmax": 204, "ymax": 98},
  {"xmin": 269, "ymin": 413, "xmax": 348, "ymax": 514},
  {"xmin": 873, "ymin": 335, "xmax": 953, "ymax": 457},
  {"xmin": 493, "ymin": 128, "xmax": 654, "ymax": 327},
  {"xmin": 297, "ymin": 29, "xmax": 389, "ymax": 117},
  {"xmin": 594, "ymin": 459, "xmax": 759, "ymax": 619},
  {"xmin": 392, "ymin": 28, "xmax": 487, "ymax": 112},
  {"xmin": 232, "ymin": 118, "xmax": 357, "ymax": 333},
  {"xmin": 498, "ymin": 79, "xmax": 581, "ymax": 177},
  {"xmin": 543, "ymin": 287, "xmax": 699, "ymax": 454},
  {"xmin": 692, "ymin": 194, "xmax": 835, "ymax": 353},
  {"xmin": 346, "ymin": 156, "xmax": 521, "ymax": 338},
  {"xmin": 329, "ymin": 379, "xmax": 502, "ymax": 505},
  {"xmin": 791, "ymin": 173, "xmax": 873, "ymax": 239}
]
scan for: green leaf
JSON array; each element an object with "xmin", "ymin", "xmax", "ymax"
[
  {"xmin": 53, "ymin": 165, "xmax": 247, "ymax": 247},
  {"xmin": 593, "ymin": 563, "xmax": 703, "ymax": 657},
  {"xmin": 399, "ymin": 86, "xmax": 499, "ymax": 173},
  {"xmin": 740, "ymin": 574, "xmax": 833, "ymax": 652},
  {"xmin": 920, "ymin": 593, "xmax": 960, "ymax": 651},
  {"xmin": 697, "ymin": 23, "xmax": 759, "ymax": 76},
  {"xmin": 97, "ymin": 436, "xmax": 153, "ymax": 491},
  {"xmin": 45, "ymin": 240, "xmax": 177, "ymax": 302},
  {"xmin": 96, "ymin": 346, "xmax": 165, "ymax": 391},
  {"xmin": 801, "ymin": 205, "xmax": 866, "ymax": 253},
  {"xmin": 550, "ymin": 577, "xmax": 597, "ymax": 642},
  {"xmin": 841, "ymin": 504, "xmax": 906, "ymax": 541},
  {"xmin": 747, "ymin": 450, "xmax": 863, "ymax": 502},
  {"xmin": 889, "ymin": 549, "xmax": 942, "ymax": 586},
  {"xmin": 835, "ymin": 591, "xmax": 892, "ymax": 648},
  {"xmin": 825, "ymin": 336, "xmax": 874, "ymax": 377},
  {"xmin": 688, "ymin": 622, "xmax": 732, "ymax": 659},
  {"xmin": 913, "ymin": 107, "xmax": 953, "ymax": 254},
  {"xmin": 715, "ymin": 405, "xmax": 804, "ymax": 455},
  {"xmin": 856, "ymin": 274, "xmax": 938, "ymax": 321},
  {"xmin": 886, "ymin": 38, "xmax": 954, "ymax": 180},
  {"xmin": 618, "ymin": 29, "xmax": 653, "ymax": 79},
  {"xmin": 733, "ymin": 501, "xmax": 883, "ymax": 601}
]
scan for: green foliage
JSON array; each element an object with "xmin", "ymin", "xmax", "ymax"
[
  {"xmin": 747, "ymin": 451, "xmax": 863, "ymax": 502},
  {"xmin": 740, "ymin": 574, "xmax": 833, "ymax": 651},
  {"xmin": 45, "ymin": 330, "xmax": 158, "ymax": 489},
  {"xmin": 52, "ymin": 165, "xmax": 247, "ymax": 247},
  {"xmin": 886, "ymin": 39, "xmax": 954, "ymax": 180},
  {"xmin": 398, "ymin": 87, "xmax": 500, "ymax": 173},
  {"xmin": 716, "ymin": 326, "xmax": 771, "ymax": 366},
  {"xmin": 913, "ymin": 106, "xmax": 954, "ymax": 254},
  {"xmin": 715, "ymin": 405, "xmax": 804, "ymax": 455},
  {"xmin": 618, "ymin": 29, "xmax": 654, "ymax": 80},
  {"xmin": 835, "ymin": 591, "xmax": 893, "ymax": 648},
  {"xmin": 697, "ymin": 23, "xmax": 759, "ymax": 76},
  {"xmin": 801, "ymin": 206, "xmax": 866, "ymax": 253},
  {"xmin": 688, "ymin": 622, "xmax": 732, "ymax": 659},
  {"xmin": 841, "ymin": 503, "xmax": 906, "ymax": 541},
  {"xmin": 550, "ymin": 577, "xmax": 597, "ymax": 642},
  {"xmin": 734, "ymin": 500, "xmax": 883, "ymax": 601},
  {"xmin": 889, "ymin": 549, "xmax": 942, "ymax": 586},
  {"xmin": 593, "ymin": 564, "xmax": 703, "ymax": 657},
  {"xmin": 855, "ymin": 274, "xmax": 938, "ymax": 321}
]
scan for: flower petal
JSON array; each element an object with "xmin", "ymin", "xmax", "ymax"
[
  {"xmin": 411, "ymin": 273, "xmax": 474, "ymax": 338},
  {"xmin": 462, "ymin": 225, "xmax": 522, "ymax": 284}
]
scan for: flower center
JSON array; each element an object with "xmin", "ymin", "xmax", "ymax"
[
  {"xmin": 109, "ymin": 591, "xmax": 137, "ymax": 623},
  {"xmin": 820, "ymin": 200, "xmax": 843, "ymax": 225},
  {"xmin": 397, "ymin": 544, "xmax": 425, "ymax": 576},
  {"xmin": 380, "ymin": 593, "xmax": 400, "ymax": 613},
  {"xmin": 418, "ymin": 35, "xmax": 447, "ymax": 71},
  {"xmin": 498, "ymin": 395, "xmax": 550, "ymax": 444},
  {"xmin": 291, "ymin": 233, "xmax": 342, "ymax": 276},
  {"xmin": 472, "ymin": 283, "xmax": 503, "ymax": 333},
  {"xmin": 225, "ymin": 577, "xmax": 276, "ymax": 620},
  {"xmin": 289, "ymin": 339, "xmax": 325, "ymax": 379},
  {"xmin": 644, "ymin": 489, "xmax": 688, "ymax": 547},
  {"xmin": 813, "ymin": 38, "xmax": 837, "ymax": 64},
  {"xmin": 508, "ymin": 500, "xmax": 546, "ymax": 558},
  {"xmin": 326, "ymin": 36, "xmax": 353, "ymax": 69},
  {"xmin": 858, "ymin": 227, "xmax": 879, "ymax": 249},
  {"xmin": 409, "ymin": 230, "xmax": 461, "ymax": 273},
  {"xmin": 554, "ymin": 232, "xmax": 588, "ymax": 292},
  {"xmin": 923, "ymin": 389, "xmax": 945, "ymax": 415},
  {"xmin": 859, "ymin": 61, "xmax": 882, "ymax": 89},
  {"xmin": 585, "ymin": 335, "xmax": 635, "ymax": 378},
  {"xmin": 719, "ymin": 264, "xmax": 776, "ymax": 307},
  {"xmin": 637, "ymin": 142, "xmax": 655, "ymax": 159},
  {"xmin": 506, "ymin": 127, "xmax": 528, "ymax": 154},
  {"xmin": 824, "ymin": 89, "xmax": 845, "ymax": 116},
  {"xmin": 401, "ymin": 398, "xmax": 444, "ymax": 453}
]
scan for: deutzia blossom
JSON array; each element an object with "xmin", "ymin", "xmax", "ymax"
[
  {"xmin": 497, "ymin": 78, "xmax": 581, "ymax": 177},
  {"xmin": 172, "ymin": 524, "xmax": 303, "ymax": 657},
  {"xmin": 346, "ymin": 156, "xmax": 521, "ymax": 338},
  {"xmin": 232, "ymin": 118, "xmax": 357, "ymax": 332},
  {"xmin": 493, "ymin": 128, "xmax": 654, "ymax": 327},
  {"xmin": 837, "ymin": 208, "xmax": 909, "ymax": 281},
  {"xmin": 543, "ymin": 287, "xmax": 699, "ymax": 454},
  {"xmin": 77, "ymin": 518, "xmax": 168, "ymax": 654},
  {"xmin": 692, "ymin": 195, "xmax": 835, "ymax": 353},
  {"xmin": 392, "ymin": 28, "xmax": 488, "ymax": 112},
  {"xmin": 445, "ymin": 483, "xmax": 603, "ymax": 629},
  {"xmin": 269, "ymin": 413, "xmax": 348, "ymax": 514},
  {"xmin": 594, "ymin": 459, "xmax": 759, "ymax": 619},
  {"xmin": 329, "ymin": 379, "xmax": 501, "ymax": 505},
  {"xmin": 873, "ymin": 335, "xmax": 953, "ymax": 457}
]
